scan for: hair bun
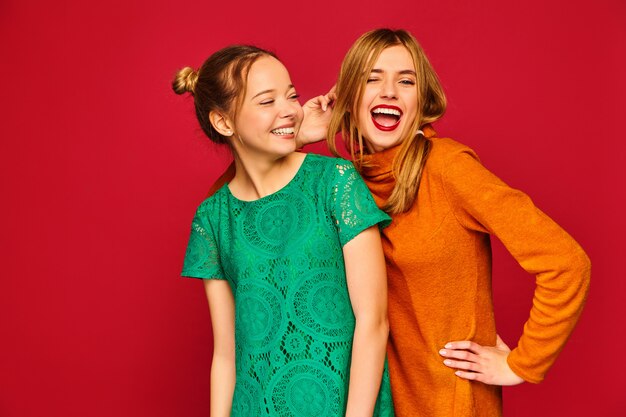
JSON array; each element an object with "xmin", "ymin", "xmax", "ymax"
[{"xmin": 172, "ymin": 66, "xmax": 199, "ymax": 95}]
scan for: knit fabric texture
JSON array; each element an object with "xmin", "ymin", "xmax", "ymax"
[{"xmin": 361, "ymin": 127, "xmax": 590, "ymax": 417}]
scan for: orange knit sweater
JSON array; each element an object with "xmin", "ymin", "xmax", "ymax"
[{"xmin": 361, "ymin": 127, "xmax": 591, "ymax": 416}]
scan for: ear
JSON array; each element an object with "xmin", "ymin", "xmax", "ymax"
[{"xmin": 209, "ymin": 110, "xmax": 234, "ymax": 137}]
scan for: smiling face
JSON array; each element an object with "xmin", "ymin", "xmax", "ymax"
[
  {"xmin": 357, "ymin": 45, "xmax": 418, "ymax": 153},
  {"xmin": 232, "ymin": 56, "xmax": 303, "ymax": 159}
]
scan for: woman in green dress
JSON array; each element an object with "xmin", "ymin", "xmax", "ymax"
[{"xmin": 173, "ymin": 45, "xmax": 394, "ymax": 417}]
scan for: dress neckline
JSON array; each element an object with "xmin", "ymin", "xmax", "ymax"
[{"xmin": 224, "ymin": 153, "xmax": 310, "ymax": 204}]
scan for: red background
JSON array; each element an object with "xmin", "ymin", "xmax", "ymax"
[{"xmin": 1, "ymin": 0, "xmax": 624, "ymax": 416}]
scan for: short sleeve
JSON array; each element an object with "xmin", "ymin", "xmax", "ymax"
[
  {"xmin": 181, "ymin": 208, "xmax": 226, "ymax": 280},
  {"xmin": 328, "ymin": 160, "xmax": 391, "ymax": 246}
]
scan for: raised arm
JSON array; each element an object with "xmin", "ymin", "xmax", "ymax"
[
  {"xmin": 204, "ymin": 280, "xmax": 236, "ymax": 417},
  {"xmin": 343, "ymin": 226, "xmax": 389, "ymax": 417},
  {"xmin": 295, "ymin": 88, "xmax": 335, "ymax": 148}
]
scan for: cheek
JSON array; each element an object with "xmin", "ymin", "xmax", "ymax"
[
  {"xmin": 359, "ymin": 88, "xmax": 376, "ymax": 114},
  {"xmin": 236, "ymin": 107, "xmax": 257, "ymax": 126},
  {"xmin": 403, "ymin": 92, "xmax": 419, "ymax": 118},
  {"xmin": 358, "ymin": 88, "xmax": 380, "ymax": 124},
  {"xmin": 356, "ymin": 108, "xmax": 370, "ymax": 133},
  {"xmin": 236, "ymin": 111, "xmax": 266, "ymax": 137},
  {"xmin": 357, "ymin": 101, "xmax": 373, "ymax": 127},
  {"xmin": 251, "ymin": 111, "xmax": 273, "ymax": 129}
]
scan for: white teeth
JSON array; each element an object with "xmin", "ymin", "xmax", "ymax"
[
  {"xmin": 372, "ymin": 108, "xmax": 401, "ymax": 116},
  {"xmin": 271, "ymin": 127, "xmax": 295, "ymax": 135}
]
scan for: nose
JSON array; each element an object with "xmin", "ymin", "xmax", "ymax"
[
  {"xmin": 380, "ymin": 78, "xmax": 398, "ymax": 99},
  {"xmin": 279, "ymin": 98, "xmax": 300, "ymax": 119}
]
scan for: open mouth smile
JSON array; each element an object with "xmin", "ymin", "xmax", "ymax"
[
  {"xmin": 371, "ymin": 105, "xmax": 403, "ymax": 131},
  {"xmin": 270, "ymin": 126, "xmax": 296, "ymax": 137}
]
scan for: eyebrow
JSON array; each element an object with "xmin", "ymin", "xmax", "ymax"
[
  {"xmin": 251, "ymin": 84, "xmax": 295, "ymax": 99},
  {"xmin": 371, "ymin": 69, "xmax": 417, "ymax": 76}
]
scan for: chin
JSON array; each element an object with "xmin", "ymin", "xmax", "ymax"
[{"xmin": 365, "ymin": 132, "xmax": 402, "ymax": 152}]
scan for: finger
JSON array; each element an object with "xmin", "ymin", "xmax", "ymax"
[
  {"xmin": 442, "ymin": 358, "xmax": 480, "ymax": 372},
  {"xmin": 454, "ymin": 370, "xmax": 486, "ymax": 383},
  {"xmin": 444, "ymin": 341, "xmax": 484, "ymax": 354},
  {"xmin": 439, "ymin": 349, "xmax": 479, "ymax": 363},
  {"xmin": 309, "ymin": 94, "xmax": 329, "ymax": 111},
  {"xmin": 322, "ymin": 94, "xmax": 334, "ymax": 110},
  {"xmin": 318, "ymin": 95, "xmax": 329, "ymax": 111},
  {"xmin": 327, "ymin": 84, "xmax": 336, "ymax": 95},
  {"xmin": 303, "ymin": 98, "xmax": 319, "ymax": 110}
]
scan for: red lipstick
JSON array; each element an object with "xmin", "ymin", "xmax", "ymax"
[{"xmin": 370, "ymin": 105, "xmax": 403, "ymax": 132}]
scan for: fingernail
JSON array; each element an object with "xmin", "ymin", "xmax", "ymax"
[
  {"xmin": 439, "ymin": 349, "xmax": 446, "ymax": 356},
  {"xmin": 445, "ymin": 343, "xmax": 453, "ymax": 349},
  {"xmin": 444, "ymin": 360, "xmax": 452, "ymax": 366},
  {"xmin": 455, "ymin": 371, "xmax": 462, "ymax": 376}
]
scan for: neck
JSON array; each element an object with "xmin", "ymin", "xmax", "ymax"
[{"xmin": 230, "ymin": 150, "xmax": 303, "ymax": 200}]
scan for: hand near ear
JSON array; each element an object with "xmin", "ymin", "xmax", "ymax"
[
  {"xmin": 296, "ymin": 87, "xmax": 336, "ymax": 148},
  {"xmin": 439, "ymin": 334, "xmax": 525, "ymax": 386}
]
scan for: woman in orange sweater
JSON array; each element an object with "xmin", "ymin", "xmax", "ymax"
[{"xmin": 324, "ymin": 28, "xmax": 591, "ymax": 416}]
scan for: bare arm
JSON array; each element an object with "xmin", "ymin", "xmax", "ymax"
[
  {"xmin": 343, "ymin": 226, "xmax": 389, "ymax": 417},
  {"xmin": 204, "ymin": 279, "xmax": 236, "ymax": 417},
  {"xmin": 295, "ymin": 88, "xmax": 335, "ymax": 148}
]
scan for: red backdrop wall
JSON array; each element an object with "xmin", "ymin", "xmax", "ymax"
[{"xmin": 1, "ymin": 0, "xmax": 624, "ymax": 416}]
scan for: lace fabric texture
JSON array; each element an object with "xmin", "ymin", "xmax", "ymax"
[{"xmin": 183, "ymin": 154, "xmax": 394, "ymax": 416}]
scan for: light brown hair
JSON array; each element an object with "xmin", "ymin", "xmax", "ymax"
[
  {"xmin": 328, "ymin": 29, "xmax": 447, "ymax": 214},
  {"xmin": 172, "ymin": 45, "xmax": 277, "ymax": 144}
]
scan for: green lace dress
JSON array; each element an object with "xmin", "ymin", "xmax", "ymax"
[{"xmin": 182, "ymin": 154, "xmax": 395, "ymax": 417}]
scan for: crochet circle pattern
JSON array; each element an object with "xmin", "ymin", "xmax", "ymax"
[
  {"xmin": 240, "ymin": 188, "xmax": 315, "ymax": 255},
  {"xmin": 289, "ymin": 269, "xmax": 354, "ymax": 342},
  {"xmin": 235, "ymin": 280, "xmax": 285, "ymax": 352},
  {"xmin": 268, "ymin": 361, "xmax": 341, "ymax": 417},
  {"xmin": 182, "ymin": 154, "xmax": 394, "ymax": 417}
]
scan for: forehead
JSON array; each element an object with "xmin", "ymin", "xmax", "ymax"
[
  {"xmin": 373, "ymin": 45, "xmax": 414, "ymax": 70},
  {"xmin": 246, "ymin": 56, "xmax": 292, "ymax": 92}
]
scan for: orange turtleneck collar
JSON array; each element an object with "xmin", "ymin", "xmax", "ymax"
[{"xmin": 361, "ymin": 124, "xmax": 437, "ymax": 183}]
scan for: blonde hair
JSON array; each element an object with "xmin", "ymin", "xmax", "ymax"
[
  {"xmin": 172, "ymin": 66, "xmax": 199, "ymax": 95},
  {"xmin": 172, "ymin": 45, "xmax": 277, "ymax": 144},
  {"xmin": 328, "ymin": 29, "xmax": 447, "ymax": 214}
]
